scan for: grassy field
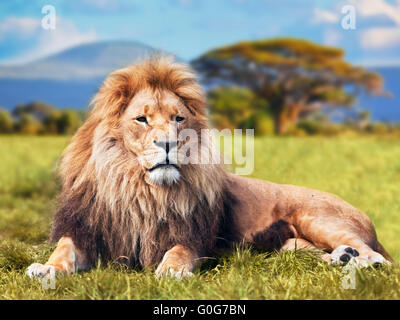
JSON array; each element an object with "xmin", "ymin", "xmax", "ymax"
[{"xmin": 0, "ymin": 135, "xmax": 400, "ymax": 300}]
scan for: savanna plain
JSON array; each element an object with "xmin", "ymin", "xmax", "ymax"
[{"xmin": 0, "ymin": 135, "xmax": 399, "ymax": 299}]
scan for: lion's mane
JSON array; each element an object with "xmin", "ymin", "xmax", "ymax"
[{"xmin": 50, "ymin": 57, "xmax": 237, "ymax": 268}]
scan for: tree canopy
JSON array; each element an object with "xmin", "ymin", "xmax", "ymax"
[
  {"xmin": 208, "ymin": 87, "xmax": 273, "ymax": 134},
  {"xmin": 192, "ymin": 38, "xmax": 387, "ymax": 134}
]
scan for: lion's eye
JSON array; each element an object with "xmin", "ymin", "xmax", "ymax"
[
  {"xmin": 176, "ymin": 116, "xmax": 185, "ymax": 122},
  {"xmin": 136, "ymin": 116, "xmax": 147, "ymax": 123}
]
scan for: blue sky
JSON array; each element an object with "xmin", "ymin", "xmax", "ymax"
[{"xmin": 0, "ymin": 0, "xmax": 400, "ymax": 66}]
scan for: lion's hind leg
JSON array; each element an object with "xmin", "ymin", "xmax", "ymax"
[
  {"xmin": 294, "ymin": 222, "xmax": 392, "ymax": 267},
  {"xmin": 281, "ymin": 238, "xmax": 331, "ymax": 262},
  {"xmin": 292, "ymin": 206, "xmax": 393, "ymax": 268}
]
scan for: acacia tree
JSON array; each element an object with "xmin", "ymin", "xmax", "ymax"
[{"xmin": 192, "ymin": 38, "xmax": 386, "ymax": 134}]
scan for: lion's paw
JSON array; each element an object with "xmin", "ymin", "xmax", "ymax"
[
  {"xmin": 330, "ymin": 245, "xmax": 389, "ymax": 268},
  {"xmin": 330, "ymin": 245, "xmax": 359, "ymax": 265},
  {"xmin": 26, "ymin": 263, "xmax": 56, "ymax": 278},
  {"xmin": 158, "ymin": 268, "xmax": 193, "ymax": 280},
  {"xmin": 155, "ymin": 263, "xmax": 193, "ymax": 280}
]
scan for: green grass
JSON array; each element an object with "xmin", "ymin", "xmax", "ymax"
[{"xmin": 0, "ymin": 135, "xmax": 400, "ymax": 300}]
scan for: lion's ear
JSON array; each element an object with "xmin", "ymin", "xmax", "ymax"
[{"xmin": 91, "ymin": 68, "xmax": 137, "ymax": 119}]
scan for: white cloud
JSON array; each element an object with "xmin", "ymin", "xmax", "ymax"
[
  {"xmin": 312, "ymin": 8, "xmax": 339, "ymax": 24},
  {"xmin": 34, "ymin": 19, "xmax": 97, "ymax": 58},
  {"xmin": 357, "ymin": 57, "xmax": 400, "ymax": 67},
  {"xmin": 361, "ymin": 26, "xmax": 400, "ymax": 49},
  {"xmin": 1, "ymin": 17, "xmax": 96, "ymax": 64},
  {"xmin": 0, "ymin": 17, "xmax": 41, "ymax": 39},
  {"xmin": 349, "ymin": 0, "xmax": 400, "ymax": 49},
  {"xmin": 352, "ymin": 0, "xmax": 400, "ymax": 24}
]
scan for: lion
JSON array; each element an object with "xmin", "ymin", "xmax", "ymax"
[{"xmin": 26, "ymin": 57, "xmax": 392, "ymax": 280}]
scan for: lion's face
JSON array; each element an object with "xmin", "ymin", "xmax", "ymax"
[{"xmin": 119, "ymin": 88, "xmax": 201, "ymax": 186}]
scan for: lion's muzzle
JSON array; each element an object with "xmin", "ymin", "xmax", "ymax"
[{"xmin": 147, "ymin": 139, "xmax": 180, "ymax": 185}]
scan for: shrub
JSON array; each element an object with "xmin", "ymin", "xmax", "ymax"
[
  {"xmin": 43, "ymin": 112, "xmax": 61, "ymax": 134},
  {"xmin": 16, "ymin": 114, "xmax": 43, "ymax": 134},
  {"xmin": 365, "ymin": 123, "xmax": 389, "ymax": 135},
  {"xmin": 56, "ymin": 109, "xmax": 82, "ymax": 134},
  {"xmin": 0, "ymin": 109, "xmax": 14, "ymax": 133},
  {"xmin": 297, "ymin": 119, "xmax": 342, "ymax": 136}
]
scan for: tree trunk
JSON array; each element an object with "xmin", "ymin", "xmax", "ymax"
[
  {"xmin": 273, "ymin": 104, "xmax": 302, "ymax": 134},
  {"xmin": 274, "ymin": 113, "xmax": 288, "ymax": 134}
]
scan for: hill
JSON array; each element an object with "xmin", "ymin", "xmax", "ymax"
[
  {"xmin": 0, "ymin": 41, "xmax": 169, "ymax": 109},
  {"xmin": 0, "ymin": 40, "xmax": 160, "ymax": 80}
]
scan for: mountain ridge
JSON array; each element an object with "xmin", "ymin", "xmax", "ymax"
[{"xmin": 0, "ymin": 40, "xmax": 171, "ymax": 80}]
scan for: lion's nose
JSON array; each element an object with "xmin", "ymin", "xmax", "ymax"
[{"xmin": 153, "ymin": 140, "xmax": 177, "ymax": 153}]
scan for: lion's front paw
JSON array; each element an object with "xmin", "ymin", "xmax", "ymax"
[
  {"xmin": 155, "ymin": 262, "xmax": 193, "ymax": 279},
  {"xmin": 26, "ymin": 263, "xmax": 57, "ymax": 278},
  {"xmin": 156, "ymin": 245, "xmax": 198, "ymax": 279},
  {"xmin": 157, "ymin": 267, "xmax": 193, "ymax": 279}
]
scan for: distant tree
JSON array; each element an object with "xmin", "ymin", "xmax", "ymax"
[
  {"xmin": 56, "ymin": 109, "xmax": 82, "ymax": 134},
  {"xmin": 0, "ymin": 109, "xmax": 14, "ymax": 133},
  {"xmin": 43, "ymin": 111, "xmax": 61, "ymax": 134},
  {"xmin": 11, "ymin": 101, "xmax": 85, "ymax": 134},
  {"xmin": 16, "ymin": 114, "xmax": 43, "ymax": 134},
  {"xmin": 13, "ymin": 101, "xmax": 58, "ymax": 121},
  {"xmin": 192, "ymin": 38, "xmax": 387, "ymax": 134},
  {"xmin": 208, "ymin": 87, "xmax": 274, "ymax": 134}
]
